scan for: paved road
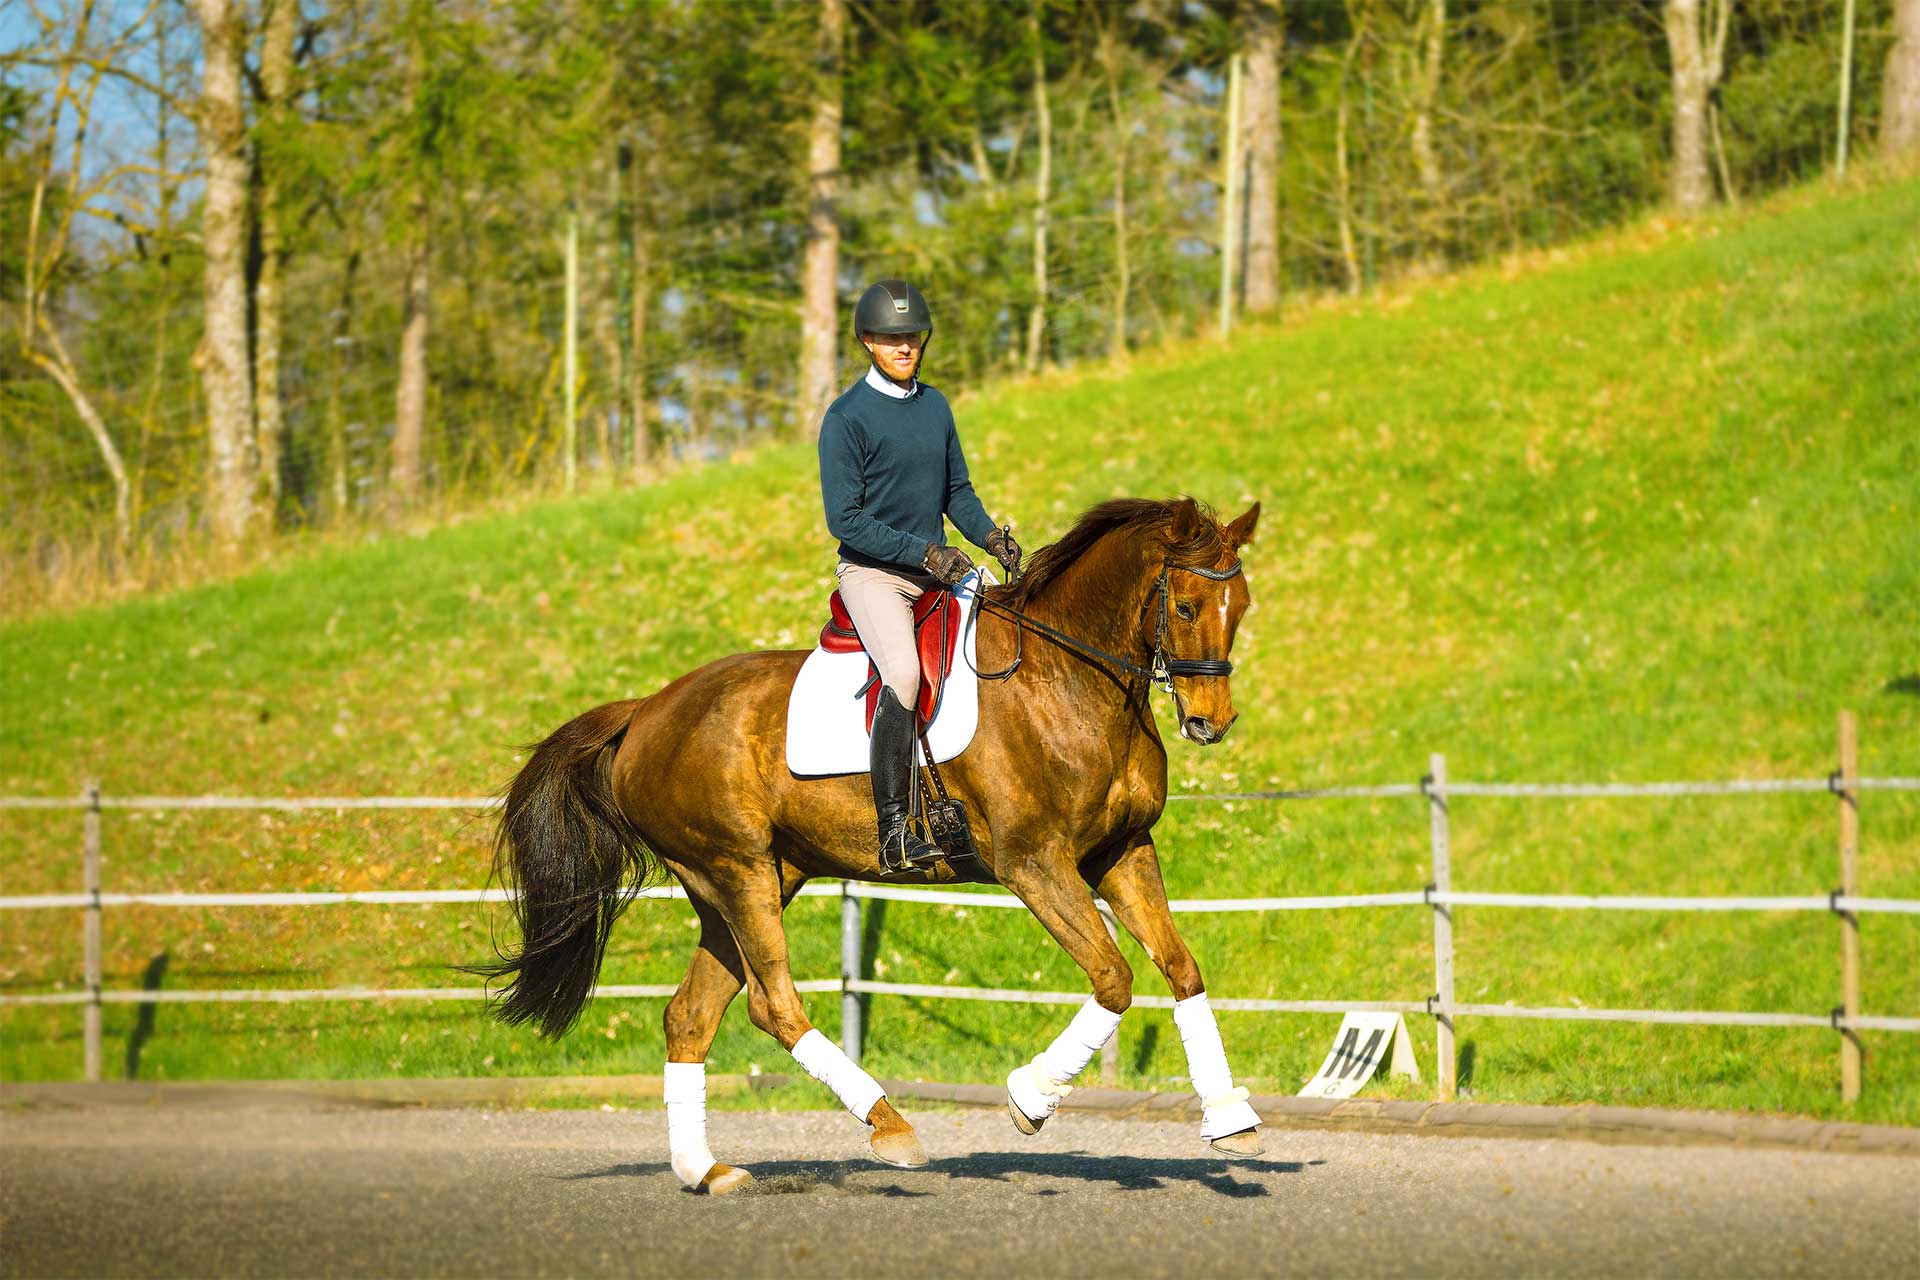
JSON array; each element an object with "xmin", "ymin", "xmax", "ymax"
[{"xmin": 3, "ymin": 1101, "xmax": 1916, "ymax": 1278}]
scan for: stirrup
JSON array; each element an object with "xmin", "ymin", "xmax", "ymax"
[{"xmin": 878, "ymin": 823, "xmax": 945, "ymax": 876}]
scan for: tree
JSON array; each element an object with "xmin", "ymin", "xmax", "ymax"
[
  {"xmin": 1024, "ymin": 2, "xmax": 1052, "ymax": 374},
  {"xmin": 1240, "ymin": 0, "xmax": 1284, "ymax": 314},
  {"xmin": 389, "ymin": 16, "xmax": 430, "ymax": 507},
  {"xmin": 249, "ymin": 0, "xmax": 300, "ymax": 516},
  {"xmin": 197, "ymin": 0, "xmax": 259, "ymax": 541},
  {"xmin": 1663, "ymin": 0, "xmax": 1732, "ymax": 214},
  {"xmin": 1886, "ymin": 0, "xmax": 1920, "ymax": 156},
  {"xmin": 10, "ymin": 2, "xmax": 151, "ymax": 557},
  {"xmin": 799, "ymin": 0, "xmax": 844, "ymax": 437}
]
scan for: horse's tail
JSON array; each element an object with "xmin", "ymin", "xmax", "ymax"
[{"xmin": 462, "ymin": 700, "xmax": 659, "ymax": 1039}]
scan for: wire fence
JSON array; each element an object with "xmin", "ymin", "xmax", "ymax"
[{"xmin": 2, "ymin": 714, "xmax": 1914, "ymax": 1101}]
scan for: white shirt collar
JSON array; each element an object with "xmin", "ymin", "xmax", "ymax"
[{"xmin": 864, "ymin": 365, "xmax": 917, "ymax": 399}]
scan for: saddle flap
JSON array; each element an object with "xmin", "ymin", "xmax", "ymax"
[{"xmin": 853, "ymin": 587, "xmax": 962, "ymax": 734}]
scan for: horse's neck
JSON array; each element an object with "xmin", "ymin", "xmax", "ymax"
[{"xmin": 1023, "ymin": 533, "xmax": 1159, "ymax": 693}]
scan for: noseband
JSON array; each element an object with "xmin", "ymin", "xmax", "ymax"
[{"xmin": 969, "ymin": 556, "xmax": 1242, "ymax": 701}]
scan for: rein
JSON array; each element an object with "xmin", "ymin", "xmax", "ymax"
[{"xmin": 965, "ymin": 557, "xmax": 1242, "ymax": 697}]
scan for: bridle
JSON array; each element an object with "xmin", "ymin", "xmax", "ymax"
[{"xmin": 967, "ymin": 557, "xmax": 1243, "ymax": 699}]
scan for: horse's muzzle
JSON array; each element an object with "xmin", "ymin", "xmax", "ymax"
[{"xmin": 1181, "ymin": 713, "xmax": 1237, "ymax": 745}]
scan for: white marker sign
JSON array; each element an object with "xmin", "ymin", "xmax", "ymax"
[{"xmin": 1299, "ymin": 1011, "xmax": 1421, "ymax": 1099}]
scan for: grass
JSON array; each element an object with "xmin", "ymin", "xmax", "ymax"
[{"xmin": 3, "ymin": 171, "xmax": 1917, "ymax": 1126}]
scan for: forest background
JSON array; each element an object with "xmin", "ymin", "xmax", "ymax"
[{"xmin": 6, "ymin": 0, "xmax": 1920, "ymax": 615}]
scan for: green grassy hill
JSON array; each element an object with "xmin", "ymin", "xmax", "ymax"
[{"xmin": 4, "ymin": 174, "xmax": 1917, "ymax": 1124}]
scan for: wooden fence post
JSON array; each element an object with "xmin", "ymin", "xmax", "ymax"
[
  {"xmin": 1427, "ymin": 753, "xmax": 1456, "ymax": 1100},
  {"xmin": 1837, "ymin": 711, "xmax": 1861, "ymax": 1103},
  {"xmin": 841, "ymin": 881, "xmax": 864, "ymax": 1064},
  {"xmin": 1099, "ymin": 906, "xmax": 1121, "ymax": 1086},
  {"xmin": 83, "ymin": 779, "xmax": 102, "ymax": 1083}
]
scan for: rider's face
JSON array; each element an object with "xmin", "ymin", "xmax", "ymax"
[{"xmin": 861, "ymin": 330, "xmax": 925, "ymax": 383}]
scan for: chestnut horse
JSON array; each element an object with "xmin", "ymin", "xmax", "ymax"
[{"xmin": 474, "ymin": 496, "xmax": 1264, "ymax": 1193}]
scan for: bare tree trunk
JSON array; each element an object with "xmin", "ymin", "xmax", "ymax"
[
  {"xmin": 1664, "ymin": 0, "xmax": 1731, "ymax": 215},
  {"xmin": 196, "ymin": 0, "xmax": 258, "ymax": 542},
  {"xmin": 24, "ymin": 330, "xmax": 131, "ymax": 553},
  {"xmin": 629, "ymin": 190, "xmax": 653, "ymax": 476},
  {"xmin": 1241, "ymin": 0, "xmax": 1284, "ymax": 315},
  {"xmin": 391, "ymin": 210, "xmax": 429, "ymax": 505},
  {"xmin": 1885, "ymin": 0, "xmax": 1920, "ymax": 156},
  {"xmin": 326, "ymin": 249, "xmax": 359, "ymax": 520},
  {"xmin": 1096, "ymin": 24, "xmax": 1131, "ymax": 361},
  {"xmin": 1024, "ymin": 7, "xmax": 1051, "ymax": 375},
  {"xmin": 798, "ymin": 0, "xmax": 843, "ymax": 439},
  {"xmin": 1336, "ymin": 19, "xmax": 1365, "ymax": 296},
  {"xmin": 1410, "ymin": 0, "xmax": 1445, "ymax": 203},
  {"xmin": 252, "ymin": 0, "xmax": 297, "ymax": 518},
  {"xmin": 390, "ymin": 31, "xmax": 429, "ymax": 507}
]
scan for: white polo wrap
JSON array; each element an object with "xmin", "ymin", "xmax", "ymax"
[
  {"xmin": 790, "ymin": 1028, "xmax": 887, "ymax": 1123},
  {"xmin": 1008, "ymin": 997, "xmax": 1124, "ymax": 1124},
  {"xmin": 1173, "ymin": 991, "xmax": 1262, "ymax": 1140},
  {"xmin": 663, "ymin": 1060, "xmax": 718, "ymax": 1188}
]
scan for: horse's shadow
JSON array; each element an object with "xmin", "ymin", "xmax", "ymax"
[{"xmin": 566, "ymin": 1151, "xmax": 1316, "ymax": 1199}]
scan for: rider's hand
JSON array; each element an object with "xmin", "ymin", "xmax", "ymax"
[
  {"xmin": 985, "ymin": 526, "xmax": 1022, "ymax": 579},
  {"xmin": 923, "ymin": 542, "xmax": 975, "ymax": 586}
]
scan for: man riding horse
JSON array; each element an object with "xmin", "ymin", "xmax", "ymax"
[{"xmin": 818, "ymin": 280, "xmax": 1021, "ymax": 871}]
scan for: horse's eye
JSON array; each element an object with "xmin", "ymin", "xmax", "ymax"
[{"xmin": 1175, "ymin": 601, "xmax": 1197, "ymax": 622}]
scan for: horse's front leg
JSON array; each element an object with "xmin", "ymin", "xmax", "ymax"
[
  {"xmin": 997, "ymin": 856, "xmax": 1134, "ymax": 1134},
  {"xmin": 1088, "ymin": 832, "xmax": 1264, "ymax": 1156}
]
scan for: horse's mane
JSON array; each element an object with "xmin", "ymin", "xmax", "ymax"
[{"xmin": 996, "ymin": 496, "xmax": 1229, "ymax": 608}]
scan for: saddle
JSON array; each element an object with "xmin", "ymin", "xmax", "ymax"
[{"xmin": 820, "ymin": 587, "xmax": 961, "ymax": 733}]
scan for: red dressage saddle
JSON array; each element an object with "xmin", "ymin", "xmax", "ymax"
[{"xmin": 820, "ymin": 588, "xmax": 961, "ymax": 733}]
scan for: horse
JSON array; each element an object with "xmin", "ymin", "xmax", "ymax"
[{"xmin": 472, "ymin": 495, "xmax": 1264, "ymax": 1194}]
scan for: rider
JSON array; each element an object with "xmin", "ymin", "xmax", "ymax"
[{"xmin": 818, "ymin": 279, "xmax": 1021, "ymax": 870}]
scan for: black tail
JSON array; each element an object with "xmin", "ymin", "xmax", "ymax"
[{"xmin": 462, "ymin": 700, "xmax": 659, "ymax": 1039}]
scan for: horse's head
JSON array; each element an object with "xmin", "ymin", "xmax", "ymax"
[{"xmin": 1156, "ymin": 498, "xmax": 1260, "ymax": 746}]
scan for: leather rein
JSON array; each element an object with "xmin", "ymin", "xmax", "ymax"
[{"xmin": 965, "ymin": 557, "xmax": 1242, "ymax": 697}]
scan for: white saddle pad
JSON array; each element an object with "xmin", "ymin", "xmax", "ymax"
[{"xmin": 784, "ymin": 567, "xmax": 993, "ymax": 778}]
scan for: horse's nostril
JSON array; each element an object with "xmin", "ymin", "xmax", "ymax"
[{"xmin": 1184, "ymin": 716, "xmax": 1215, "ymax": 743}]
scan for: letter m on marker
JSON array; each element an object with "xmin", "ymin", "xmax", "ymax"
[{"xmin": 1334, "ymin": 1028, "xmax": 1387, "ymax": 1080}]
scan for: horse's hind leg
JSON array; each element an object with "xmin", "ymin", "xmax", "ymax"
[
  {"xmin": 660, "ymin": 897, "xmax": 755, "ymax": 1195},
  {"xmin": 1088, "ymin": 832, "xmax": 1264, "ymax": 1156},
  {"xmin": 711, "ymin": 862, "xmax": 929, "ymax": 1169}
]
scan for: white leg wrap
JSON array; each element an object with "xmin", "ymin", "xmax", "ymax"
[
  {"xmin": 1009, "ymin": 997, "xmax": 1124, "ymax": 1124},
  {"xmin": 789, "ymin": 1028, "xmax": 887, "ymax": 1123},
  {"xmin": 1173, "ymin": 992, "xmax": 1262, "ymax": 1141},
  {"xmin": 663, "ymin": 1060, "xmax": 718, "ymax": 1188}
]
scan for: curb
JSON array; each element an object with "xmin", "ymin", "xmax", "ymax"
[
  {"xmin": 5, "ymin": 1075, "xmax": 1915, "ymax": 1156},
  {"xmin": 879, "ymin": 1080, "xmax": 1920, "ymax": 1157}
]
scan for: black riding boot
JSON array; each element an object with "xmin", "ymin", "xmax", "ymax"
[{"xmin": 871, "ymin": 687, "xmax": 943, "ymax": 873}]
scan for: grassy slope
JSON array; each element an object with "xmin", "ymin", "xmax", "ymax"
[{"xmin": 3, "ymin": 175, "xmax": 1917, "ymax": 1124}]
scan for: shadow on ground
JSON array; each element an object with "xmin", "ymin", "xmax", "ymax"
[{"xmin": 565, "ymin": 1152, "xmax": 1319, "ymax": 1198}]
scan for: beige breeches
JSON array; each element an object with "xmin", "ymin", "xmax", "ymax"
[{"xmin": 834, "ymin": 560, "xmax": 940, "ymax": 703}]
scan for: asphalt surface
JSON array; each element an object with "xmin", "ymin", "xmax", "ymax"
[{"xmin": 3, "ymin": 1102, "xmax": 1916, "ymax": 1278}]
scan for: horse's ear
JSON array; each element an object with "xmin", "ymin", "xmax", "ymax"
[
  {"xmin": 1224, "ymin": 502, "xmax": 1261, "ymax": 549},
  {"xmin": 1169, "ymin": 497, "xmax": 1202, "ymax": 541}
]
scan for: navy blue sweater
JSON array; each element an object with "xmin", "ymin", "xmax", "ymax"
[{"xmin": 817, "ymin": 377, "xmax": 996, "ymax": 572}]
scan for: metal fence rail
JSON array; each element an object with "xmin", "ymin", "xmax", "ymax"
[{"xmin": 2, "ymin": 711, "xmax": 1916, "ymax": 1102}]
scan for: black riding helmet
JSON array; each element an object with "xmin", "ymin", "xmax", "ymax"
[{"xmin": 853, "ymin": 279, "xmax": 933, "ymax": 372}]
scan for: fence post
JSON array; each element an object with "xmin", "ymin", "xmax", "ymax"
[
  {"xmin": 1426, "ymin": 753, "xmax": 1456, "ymax": 1101},
  {"xmin": 840, "ymin": 881, "xmax": 864, "ymax": 1064},
  {"xmin": 1837, "ymin": 710, "xmax": 1861, "ymax": 1103},
  {"xmin": 83, "ymin": 779, "xmax": 102, "ymax": 1083},
  {"xmin": 1098, "ymin": 906, "xmax": 1121, "ymax": 1086}
]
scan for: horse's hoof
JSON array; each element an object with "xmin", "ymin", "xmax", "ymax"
[
  {"xmin": 698, "ymin": 1164, "xmax": 755, "ymax": 1196},
  {"xmin": 1006, "ymin": 1091, "xmax": 1043, "ymax": 1136},
  {"xmin": 869, "ymin": 1128, "xmax": 929, "ymax": 1168},
  {"xmin": 1209, "ymin": 1126, "xmax": 1265, "ymax": 1158}
]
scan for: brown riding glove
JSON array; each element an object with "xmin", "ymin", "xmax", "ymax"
[
  {"xmin": 984, "ymin": 526, "xmax": 1022, "ymax": 580},
  {"xmin": 923, "ymin": 542, "xmax": 975, "ymax": 586}
]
